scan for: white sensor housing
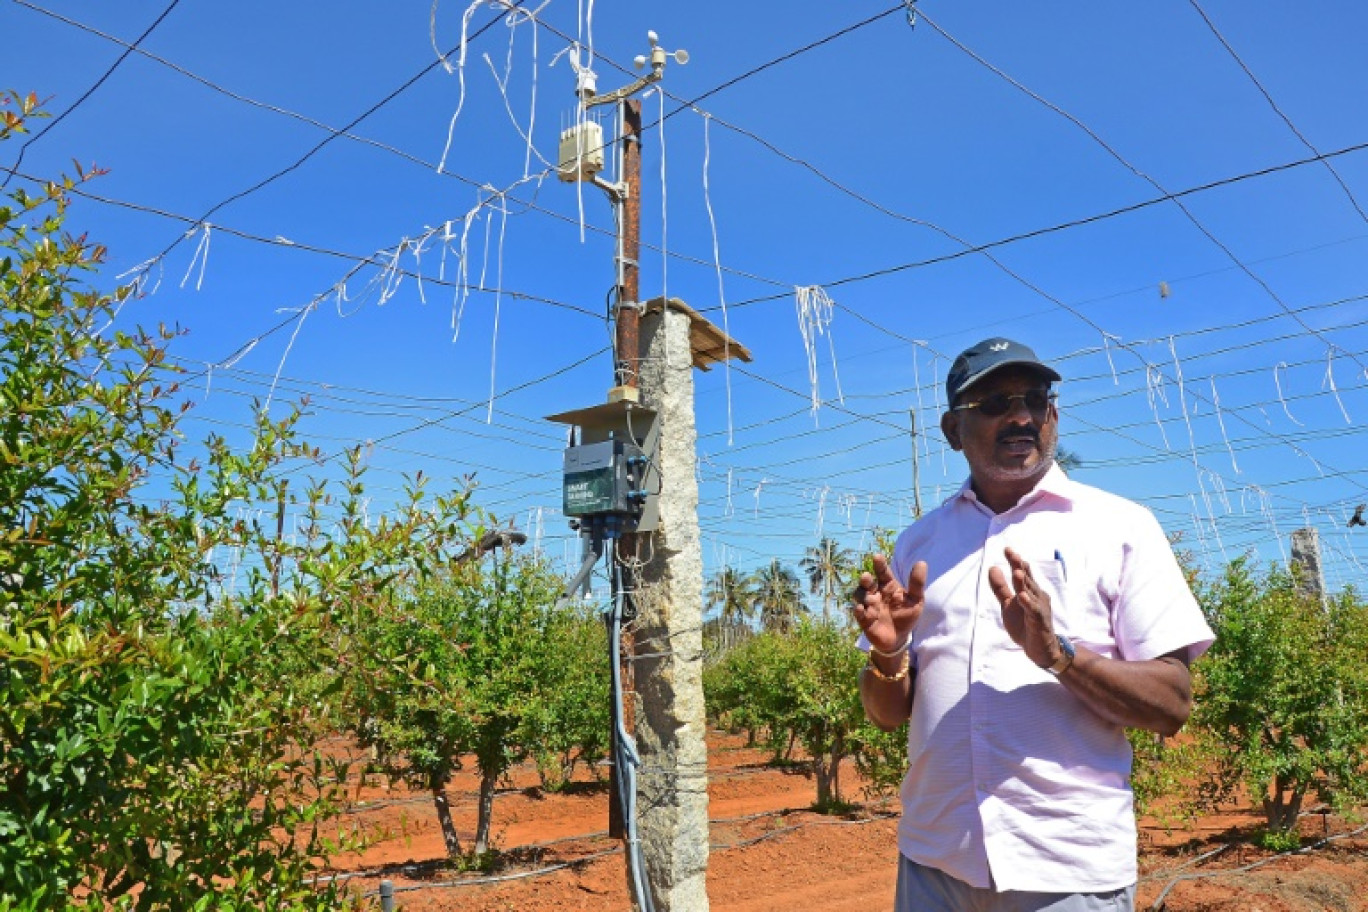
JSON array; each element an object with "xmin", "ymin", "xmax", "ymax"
[{"xmin": 557, "ymin": 121, "xmax": 605, "ymax": 183}]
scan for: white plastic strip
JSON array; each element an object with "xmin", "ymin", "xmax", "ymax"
[
  {"xmin": 179, "ymin": 222, "xmax": 211, "ymax": 291},
  {"xmin": 1187, "ymin": 494, "xmax": 1212, "ymax": 573},
  {"xmin": 1323, "ymin": 346, "xmax": 1353, "ymax": 425},
  {"xmin": 658, "ymin": 87, "xmax": 669, "ymax": 307},
  {"xmin": 1208, "ymin": 376, "xmax": 1239, "ymax": 474},
  {"xmin": 436, "ymin": 0, "xmax": 487, "ymax": 173},
  {"xmin": 814, "ymin": 485, "xmax": 830, "ymax": 537},
  {"xmin": 1145, "ymin": 364, "xmax": 1172, "ymax": 450},
  {"xmin": 1273, "ymin": 361, "xmax": 1304, "ymax": 426},
  {"xmin": 487, "ymin": 197, "xmax": 509, "ymax": 423},
  {"xmin": 794, "ymin": 285, "xmax": 843, "ymax": 421},
  {"xmin": 701, "ymin": 113, "xmax": 736, "ymax": 445},
  {"xmin": 263, "ymin": 302, "xmax": 314, "ymax": 417},
  {"xmin": 1101, "ymin": 331, "xmax": 1122, "ymax": 385}
]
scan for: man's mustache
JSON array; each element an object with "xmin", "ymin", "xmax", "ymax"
[{"xmin": 997, "ymin": 426, "xmax": 1039, "ymax": 443}]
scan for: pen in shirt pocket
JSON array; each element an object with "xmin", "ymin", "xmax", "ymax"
[{"xmin": 1054, "ymin": 549, "xmax": 1068, "ymax": 581}]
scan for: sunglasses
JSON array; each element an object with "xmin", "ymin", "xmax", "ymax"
[{"xmin": 953, "ymin": 389, "xmax": 1057, "ymax": 417}]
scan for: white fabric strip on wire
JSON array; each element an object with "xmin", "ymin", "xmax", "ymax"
[{"xmin": 794, "ymin": 285, "xmax": 844, "ymax": 422}]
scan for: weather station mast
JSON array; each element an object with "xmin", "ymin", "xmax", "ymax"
[
  {"xmin": 557, "ymin": 31, "xmax": 689, "ymax": 398},
  {"xmin": 547, "ymin": 29, "xmax": 749, "ymax": 912}
]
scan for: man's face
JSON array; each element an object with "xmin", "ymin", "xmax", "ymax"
[{"xmin": 941, "ymin": 367, "xmax": 1059, "ymax": 494}]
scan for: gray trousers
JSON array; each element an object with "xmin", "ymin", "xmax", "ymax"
[{"xmin": 895, "ymin": 854, "xmax": 1135, "ymax": 912}]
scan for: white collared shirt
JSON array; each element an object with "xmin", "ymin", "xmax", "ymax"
[{"xmin": 877, "ymin": 465, "xmax": 1214, "ymax": 892}]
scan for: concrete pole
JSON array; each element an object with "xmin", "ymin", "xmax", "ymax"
[
  {"xmin": 1290, "ymin": 526, "xmax": 1327, "ymax": 607},
  {"xmin": 632, "ymin": 301, "xmax": 710, "ymax": 912}
]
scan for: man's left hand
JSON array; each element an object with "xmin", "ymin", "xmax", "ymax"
[{"xmin": 988, "ymin": 547, "xmax": 1065, "ymax": 670}]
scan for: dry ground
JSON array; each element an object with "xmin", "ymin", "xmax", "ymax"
[{"xmin": 311, "ymin": 733, "xmax": 1368, "ymax": 911}]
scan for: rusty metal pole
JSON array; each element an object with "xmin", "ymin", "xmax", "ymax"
[
  {"xmin": 617, "ymin": 98, "xmax": 643, "ymax": 390},
  {"xmin": 608, "ymin": 97, "xmax": 644, "ymax": 844}
]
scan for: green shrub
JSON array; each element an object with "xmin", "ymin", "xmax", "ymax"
[
  {"xmin": 0, "ymin": 91, "xmax": 470, "ymax": 909},
  {"xmin": 1191, "ymin": 558, "xmax": 1368, "ymax": 835},
  {"xmin": 704, "ymin": 621, "xmax": 906, "ymax": 810}
]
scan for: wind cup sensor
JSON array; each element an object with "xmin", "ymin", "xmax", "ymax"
[{"xmin": 558, "ymin": 29, "xmax": 689, "ymax": 182}]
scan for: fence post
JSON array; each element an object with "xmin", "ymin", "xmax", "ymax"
[{"xmin": 379, "ymin": 879, "xmax": 395, "ymax": 912}]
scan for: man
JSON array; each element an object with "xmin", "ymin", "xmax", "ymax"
[{"xmin": 852, "ymin": 337, "xmax": 1214, "ymax": 912}]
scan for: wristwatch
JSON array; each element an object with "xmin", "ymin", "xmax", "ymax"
[{"xmin": 1046, "ymin": 634, "xmax": 1075, "ymax": 676}]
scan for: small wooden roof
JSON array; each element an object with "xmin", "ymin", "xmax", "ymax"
[{"xmin": 643, "ymin": 296, "xmax": 753, "ymax": 372}]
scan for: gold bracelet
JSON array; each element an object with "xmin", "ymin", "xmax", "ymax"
[
  {"xmin": 866, "ymin": 650, "xmax": 911, "ymax": 683},
  {"xmin": 869, "ymin": 639, "xmax": 909, "ymax": 659}
]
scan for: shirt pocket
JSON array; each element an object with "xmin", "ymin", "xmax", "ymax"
[{"xmin": 1031, "ymin": 557, "xmax": 1114, "ymax": 655}]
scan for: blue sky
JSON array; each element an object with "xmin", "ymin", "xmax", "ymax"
[{"xmin": 6, "ymin": 0, "xmax": 1368, "ymax": 601}]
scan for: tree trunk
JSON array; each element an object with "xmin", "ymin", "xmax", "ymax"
[
  {"xmin": 432, "ymin": 785, "xmax": 462, "ymax": 858},
  {"xmin": 814, "ymin": 739, "xmax": 845, "ymax": 810},
  {"xmin": 814, "ymin": 755, "xmax": 834, "ymax": 808},
  {"xmin": 474, "ymin": 769, "xmax": 497, "ymax": 855},
  {"xmin": 831, "ymin": 736, "xmax": 844, "ymax": 804},
  {"xmin": 1262, "ymin": 776, "xmax": 1306, "ymax": 833},
  {"xmin": 560, "ymin": 749, "xmax": 577, "ymax": 787}
]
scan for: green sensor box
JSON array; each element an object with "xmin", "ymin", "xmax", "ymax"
[{"xmin": 562, "ymin": 439, "xmax": 645, "ymax": 518}]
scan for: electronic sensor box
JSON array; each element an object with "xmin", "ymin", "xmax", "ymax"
[
  {"xmin": 562, "ymin": 439, "xmax": 647, "ymax": 518},
  {"xmin": 548, "ymin": 399, "xmax": 659, "ymax": 534}
]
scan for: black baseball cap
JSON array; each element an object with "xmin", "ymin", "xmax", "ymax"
[{"xmin": 946, "ymin": 337, "xmax": 1061, "ymax": 405}]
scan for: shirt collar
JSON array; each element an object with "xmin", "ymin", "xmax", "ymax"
[{"xmin": 953, "ymin": 462, "xmax": 1076, "ymax": 512}]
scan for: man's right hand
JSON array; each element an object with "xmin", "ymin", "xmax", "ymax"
[{"xmin": 851, "ymin": 554, "xmax": 927, "ymax": 655}]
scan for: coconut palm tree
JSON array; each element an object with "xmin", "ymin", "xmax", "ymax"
[
  {"xmin": 800, "ymin": 537, "xmax": 856, "ymax": 623},
  {"xmin": 705, "ymin": 566, "xmax": 756, "ymax": 629},
  {"xmin": 751, "ymin": 560, "xmax": 805, "ymax": 634}
]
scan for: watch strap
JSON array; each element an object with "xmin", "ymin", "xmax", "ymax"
[{"xmin": 1046, "ymin": 634, "xmax": 1075, "ymax": 676}]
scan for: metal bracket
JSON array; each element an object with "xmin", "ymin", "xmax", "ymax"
[
  {"xmin": 583, "ymin": 69, "xmax": 662, "ymax": 109},
  {"xmin": 591, "ymin": 174, "xmax": 628, "ymax": 201}
]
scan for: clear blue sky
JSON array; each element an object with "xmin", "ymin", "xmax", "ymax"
[{"xmin": 6, "ymin": 0, "xmax": 1368, "ymax": 601}]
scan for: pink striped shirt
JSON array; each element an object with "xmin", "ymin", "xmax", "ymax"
[{"xmin": 877, "ymin": 465, "xmax": 1213, "ymax": 892}]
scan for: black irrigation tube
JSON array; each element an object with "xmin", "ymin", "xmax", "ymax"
[
  {"xmin": 337, "ymin": 809, "xmax": 1368, "ymax": 902},
  {"xmin": 350, "ymin": 808, "xmax": 902, "ymax": 898},
  {"xmin": 1147, "ymin": 821, "xmax": 1368, "ymax": 911}
]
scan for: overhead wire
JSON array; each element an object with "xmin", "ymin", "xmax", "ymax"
[
  {"xmin": 13, "ymin": 2, "xmax": 1366, "ymax": 586},
  {"xmin": 21, "ymin": 0, "xmax": 1368, "ymax": 374},
  {"xmin": 697, "ymin": 346, "xmax": 1368, "ymax": 573},
  {"xmin": 1, "ymin": 164, "xmax": 604, "ymax": 322},
  {"xmin": 10, "ymin": 0, "xmax": 796, "ymax": 299},
  {"xmin": 649, "ymin": 4, "xmax": 906, "ymax": 122},
  {"xmin": 1183, "ymin": 0, "xmax": 1368, "ymax": 222},
  {"xmin": 18, "ymin": 0, "xmax": 1367, "ymax": 368},
  {"xmin": 916, "ymin": 8, "xmax": 1368, "ymax": 376},
  {"xmin": 274, "ymin": 345, "xmax": 610, "ymax": 476},
  {"xmin": 1, "ymin": 0, "xmax": 184, "ymax": 189},
  {"xmin": 712, "ymin": 136, "xmax": 1368, "ymax": 313},
  {"xmin": 642, "ymin": 26, "xmax": 1368, "ymax": 549},
  {"xmin": 134, "ymin": 0, "xmax": 529, "ymax": 272}
]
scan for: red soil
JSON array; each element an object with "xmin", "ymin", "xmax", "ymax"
[{"xmin": 310, "ymin": 733, "xmax": 1368, "ymax": 911}]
